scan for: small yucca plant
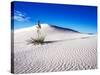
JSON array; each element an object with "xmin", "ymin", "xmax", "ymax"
[{"xmin": 27, "ymin": 20, "xmax": 45, "ymax": 45}]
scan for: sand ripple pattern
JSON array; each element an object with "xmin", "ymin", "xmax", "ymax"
[{"xmin": 14, "ymin": 36, "xmax": 97, "ymax": 74}]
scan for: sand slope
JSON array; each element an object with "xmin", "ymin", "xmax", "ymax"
[{"xmin": 13, "ymin": 24, "xmax": 97, "ymax": 74}]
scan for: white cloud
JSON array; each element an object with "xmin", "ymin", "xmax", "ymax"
[{"xmin": 13, "ymin": 10, "xmax": 30, "ymax": 22}]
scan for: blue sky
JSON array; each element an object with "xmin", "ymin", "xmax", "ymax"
[{"xmin": 11, "ymin": 1, "xmax": 97, "ymax": 33}]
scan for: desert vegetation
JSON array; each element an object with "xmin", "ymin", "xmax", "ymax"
[{"xmin": 27, "ymin": 21, "xmax": 45, "ymax": 45}]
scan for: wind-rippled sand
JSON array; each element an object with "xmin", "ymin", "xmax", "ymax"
[{"xmin": 13, "ymin": 24, "xmax": 97, "ymax": 74}]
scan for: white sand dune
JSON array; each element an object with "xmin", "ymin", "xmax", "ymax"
[{"xmin": 13, "ymin": 24, "xmax": 97, "ymax": 74}]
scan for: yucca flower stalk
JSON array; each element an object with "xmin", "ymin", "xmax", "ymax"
[{"xmin": 36, "ymin": 20, "xmax": 41, "ymax": 40}]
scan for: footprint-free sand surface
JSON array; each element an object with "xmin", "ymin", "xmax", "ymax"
[{"xmin": 13, "ymin": 24, "xmax": 97, "ymax": 74}]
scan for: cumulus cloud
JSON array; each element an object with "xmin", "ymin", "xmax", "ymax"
[{"xmin": 13, "ymin": 10, "xmax": 30, "ymax": 22}]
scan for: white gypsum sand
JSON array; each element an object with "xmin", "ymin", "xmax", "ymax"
[{"xmin": 13, "ymin": 24, "xmax": 97, "ymax": 74}]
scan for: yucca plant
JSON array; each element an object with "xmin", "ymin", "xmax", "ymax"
[{"xmin": 27, "ymin": 20, "xmax": 45, "ymax": 45}]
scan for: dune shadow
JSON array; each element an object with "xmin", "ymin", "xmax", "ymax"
[{"xmin": 42, "ymin": 36, "xmax": 91, "ymax": 44}]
